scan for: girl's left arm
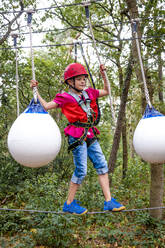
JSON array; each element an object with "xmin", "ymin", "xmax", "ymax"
[{"xmin": 98, "ymin": 64, "xmax": 109, "ymax": 98}]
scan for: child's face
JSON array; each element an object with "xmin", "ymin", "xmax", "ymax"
[{"xmin": 69, "ymin": 75, "xmax": 87, "ymax": 91}]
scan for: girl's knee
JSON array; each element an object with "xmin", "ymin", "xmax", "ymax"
[{"xmin": 71, "ymin": 171, "xmax": 87, "ymax": 184}]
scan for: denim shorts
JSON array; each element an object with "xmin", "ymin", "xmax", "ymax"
[{"xmin": 68, "ymin": 136, "xmax": 108, "ymax": 184}]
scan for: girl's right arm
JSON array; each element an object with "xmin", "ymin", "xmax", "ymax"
[{"xmin": 30, "ymin": 80, "xmax": 58, "ymax": 111}]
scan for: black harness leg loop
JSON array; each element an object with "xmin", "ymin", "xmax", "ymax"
[{"xmin": 68, "ymin": 128, "xmax": 89, "ymax": 152}]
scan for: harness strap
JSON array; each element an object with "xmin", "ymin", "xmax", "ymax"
[
  {"xmin": 68, "ymin": 91, "xmax": 92, "ymax": 118},
  {"xmin": 67, "ymin": 90, "xmax": 99, "ymax": 152},
  {"xmin": 70, "ymin": 121, "xmax": 94, "ymax": 128}
]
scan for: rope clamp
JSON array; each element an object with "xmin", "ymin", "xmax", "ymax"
[
  {"xmin": 27, "ymin": 9, "xmax": 35, "ymax": 24},
  {"xmin": 131, "ymin": 19, "xmax": 140, "ymax": 33},
  {"xmin": 131, "ymin": 20, "xmax": 137, "ymax": 33},
  {"xmin": 11, "ymin": 33, "xmax": 18, "ymax": 47},
  {"xmin": 82, "ymin": 1, "xmax": 91, "ymax": 19}
]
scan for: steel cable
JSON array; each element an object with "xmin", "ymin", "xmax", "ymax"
[{"xmin": 0, "ymin": 206, "xmax": 164, "ymax": 215}]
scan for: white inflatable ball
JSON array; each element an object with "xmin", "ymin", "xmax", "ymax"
[
  {"xmin": 8, "ymin": 110, "xmax": 61, "ymax": 168},
  {"xmin": 133, "ymin": 116, "xmax": 165, "ymax": 164}
]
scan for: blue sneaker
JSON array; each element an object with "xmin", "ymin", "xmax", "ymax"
[
  {"xmin": 104, "ymin": 198, "xmax": 125, "ymax": 211},
  {"xmin": 63, "ymin": 200, "xmax": 88, "ymax": 215}
]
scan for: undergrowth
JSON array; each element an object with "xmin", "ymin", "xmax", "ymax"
[{"xmin": 0, "ymin": 156, "xmax": 165, "ymax": 248}]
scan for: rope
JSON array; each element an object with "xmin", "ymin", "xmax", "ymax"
[
  {"xmin": 0, "ymin": 206, "xmax": 164, "ymax": 215},
  {"xmin": 74, "ymin": 42, "xmax": 78, "ymax": 63},
  {"xmin": 132, "ymin": 21, "xmax": 152, "ymax": 108},
  {"xmin": 78, "ymin": 41, "xmax": 95, "ymax": 88},
  {"xmin": 84, "ymin": 2, "xmax": 117, "ymax": 126},
  {"xmin": 1, "ymin": 15, "xmax": 164, "ymax": 37},
  {"xmin": 76, "ymin": 41, "xmax": 101, "ymax": 125},
  {"xmin": 27, "ymin": 10, "xmax": 37, "ymax": 103},
  {"xmin": 0, "ymin": 0, "xmax": 102, "ymax": 14},
  {"xmin": 88, "ymin": 206, "xmax": 165, "ymax": 214},
  {"xmin": 0, "ymin": 35, "xmax": 164, "ymax": 51},
  {"xmin": 12, "ymin": 34, "xmax": 20, "ymax": 117}
]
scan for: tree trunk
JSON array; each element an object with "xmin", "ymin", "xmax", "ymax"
[
  {"xmin": 158, "ymin": 52, "xmax": 163, "ymax": 103},
  {"xmin": 109, "ymin": 54, "xmax": 133, "ymax": 174},
  {"xmin": 129, "ymin": 125, "xmax": 135, "ymax": 159},
  {"xmin": 149, "ymin": 164, "xmax": 164, "ymax": 219},
  {"xmin": 149, "ymin": 51, "xmax": 164, "ymax": 219},
  {"xmin": 122, "ymin": 115, "xmax": 128, "ymax": 179}
]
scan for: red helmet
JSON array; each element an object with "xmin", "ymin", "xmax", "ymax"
[{"xmin": 64, "ymin": 63, "xmax": 88, "ymax": 82}]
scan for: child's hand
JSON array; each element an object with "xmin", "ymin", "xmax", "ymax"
[
  {"xmin": 100, "ymin": 64, "xmax": 106, "ymax": 78},
  {"xmin": 30, "ymin": 80, "xmax": 38, "ymax": 88}
]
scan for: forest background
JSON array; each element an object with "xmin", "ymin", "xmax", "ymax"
[{"xmin": 0, "ymin": 0, "xmax": 165, "ymax": 247}]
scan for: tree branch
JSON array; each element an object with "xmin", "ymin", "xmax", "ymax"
[
  {"xmin": 0, "ymin": 0, "xmax": 24, "ymax": 45},
  {"xmin": 108, "ymin": 52, "xmax": 133, "ymax": 174}
]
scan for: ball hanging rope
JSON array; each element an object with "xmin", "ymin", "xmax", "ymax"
[
  {"xmin": 7, "ymin": 10, "xmax": 61, "ymax": 168},
  {"xmin": 132, "ymin": 20, "xmax": 165, "ymax": 164},
  {"xmin": 131, "ymin": 20, "xmax": 152, "ymax": 108},
  {"xmin": 11, "ymin": 33, "xmax": 20, "ymax": 117},
  {"xmin": 27, "ymin": 9, "xmax": 37, "ymax": 103},
  {"xmin": 74, "ymin": 41, "xmax": 78, "ymax": 63}
]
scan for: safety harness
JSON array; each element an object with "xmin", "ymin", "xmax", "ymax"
[{"xmin": 68, "ymin": 90, "xmax": 100, "ymax": 152}]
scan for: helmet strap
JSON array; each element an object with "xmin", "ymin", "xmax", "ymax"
[{"xmin": 69, "ymin": 85, "xmax": 83, "ymax": 93}]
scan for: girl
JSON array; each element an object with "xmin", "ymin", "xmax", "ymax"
[{"xmin": 30, "ymin": 63, "xmax": 125, "ymax": 215}]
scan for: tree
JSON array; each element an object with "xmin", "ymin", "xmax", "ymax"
[{"xmin": 125, "ymin": 0, "xmax": 165, "ymax": 219}]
